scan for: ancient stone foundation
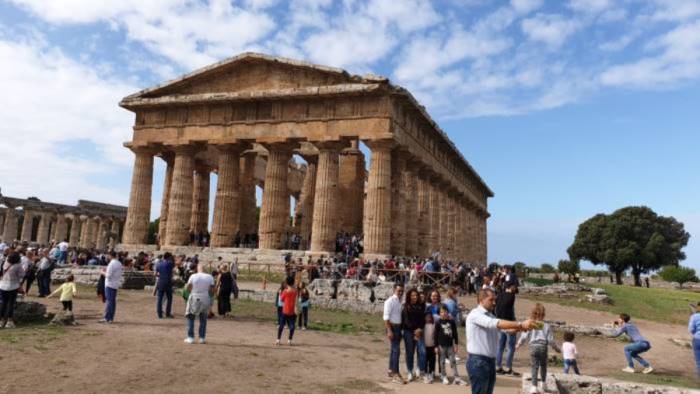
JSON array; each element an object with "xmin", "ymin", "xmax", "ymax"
[
  {"xmin": 52, "ymin": 267, "xmax": 155, "ymax": 290},
  {"xmin": 522, "ymin": 373, "xmax": 700, "ymax": 394}
]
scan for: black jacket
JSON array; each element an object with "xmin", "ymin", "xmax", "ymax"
[
  {"xmin": 401, "ymin": 303, "xmax": 425, "ymax": 332},
  {"xmin": 434, "ymin": 319, "xmax": 458, "ymax": 347}
]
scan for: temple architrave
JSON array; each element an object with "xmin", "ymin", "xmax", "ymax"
[
  {"xmin": 0, "ymin": 191, "xmax": 127, "ymax": 250},
  {"xmin": 118, "ymin": 53, "xmax": 492, "ymax": 263}
]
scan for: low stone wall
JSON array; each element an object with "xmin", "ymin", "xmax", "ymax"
[
  {"xmin": 521, "ymin": 283, "xmax": 613, "ymax": 304},
  {"xmin": 522, "ymin": 373, "xmax": 700, "ymax": 394},
  {"xmin": 52, "ymin": 267, "xmax": 155, "ymax": 290}
]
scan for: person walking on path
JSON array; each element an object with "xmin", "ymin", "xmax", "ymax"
[
  {"xmin": 383, "ymin": 283, "xmax": 405, "ymax": 384},
  {"xmin": 276, "ymin": 278, "xmax": 297, "ymax": 346},
  {"xmin": 401, "ymin": 288, "xmax": 426, "ymax": 382},
  {"xmin": 184, "ymin": 263, "xmax": 214, "ymax": 344},
  {"xmin": 495, "ymin": 282, "xmax": 519, "ymax": 376},
  {"xmin": 516, "ymin": 303, "xmax": 561, "ymax": 394},
  {"xmin": 100, "ymin": 251, "xmax": 122, "ymax": 323},
  {"xmin": 155, "ymin": 252, "xmax": 175, "ymax": 319},
  {"xmin": 0, "ymin": 252, "xmax": 25, "ymax": 329},
  {"xmin": 466, "ymin": 288, "xmax": 536, "ymax": 394},
  {"xmin": 48, "ymin": 274, "xmax": 77, "ymax": 312},
  {"xmin": 688, "ymin": 302, "xmax": 700, "ymax": 377},
  {"xmin": 610, "ymin": 313, "xmax": 654, "ymax": 374}
]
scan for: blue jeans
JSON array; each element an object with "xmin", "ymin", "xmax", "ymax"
[
  {"xmin": 624, "ymin": 341, "xmax": 651, "ymax": 368},
  {"xmin": 496, "ymin": 332, "xmax": 516, "ymax": 369},
  {"xmin": 468, "ymin": 354, "xmax": 496, "ymax": 394},
  {"xmin": 156, "ymin": 287, "xmax": 173, "ymax": 318},
  {"xmin": 403, "ymin": 330, "xmax": 426, "ymax": 373},
  {"xmin": 187, "ymin": 312, "xmax": 207, "ymax": 339},
  {"xmin": 388, "ymin": 324, "xmax": 402, "ymax": 374},
  {"xmin": 564, "ymin": 359, "xmax": 580, "ymax": 374},
  {"xmin": 693, "ymin": 338, "xmax": 700, "ymax": 377},
  {"xmin": 104, "ymin": 287, "xmax": 117, "ymax": 322},
  {"xmin": 58, "ymin": 251, "xmax": 67, "ymax": 264}
]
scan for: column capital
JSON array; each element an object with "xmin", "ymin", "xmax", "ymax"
[
  {"xmin": 260, "ymin": 141, "xmax": 299, "ymax": 153},
  {"xmin": 124, "ymin": 142, "xmax": 160, "ymax": 155},
  {"xmin": 194, "ymin": 160, "xmax": 212, "ymax": 174},
  {"xmin": 158, "ymin": 151, "xmax": 175, "ymax": 165},
  {"xmin": 363, "ymin": 138, "xmax": 395, "ymax": 151},
  {"xmin": 212, "ymin": 141, "xmax": 252, "ymax": 154},
  {"xmin": 311, "ymin": 140, "xmax": 350, "ymax": 152}
]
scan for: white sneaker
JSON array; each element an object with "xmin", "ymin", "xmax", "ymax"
[
  {"xmin": 442, "ymin": 376, "xmax": 450, "ymax": 385},
  {"xmin": 529, "ymin": 385, "xmax": 538, "ymax": 394},
  {"xmin": 199, "ymin": 338, "xmax": 206, "ymax": 344},
  {"xmin": 642, "ymin": 366, "xmax": 654, "ymax": 374},
  {"xmin": 407, "ymin": 372, "xmax": 413, "ymax": 382},
  {"xmin": 184, "ymin": 337, "xmax": 194, "ymax": 344},
  {"xmin": 287, "ymin": 340, "xmax": 293, "ymax": 346},
  {"xmin": 275, "ymin": 339, "xmax": 281, "ymax": 346},
  {"xmin": 539, "ymin": 382, "xmax": 548, "ymax": 393},
  {"xmin": 4, "ymin": 321, "xmax": 15, "ymax": 329},
  {"xmin": 622, "ymin": 366, "xmax": 635, "ymax": 373},
  {"xmin": 454, "ymin": 377, "xmax": 467, "ymax": 386},
  {"xmin": 423, "ymin": 375, "xmax": 431, "ymax": 384}
]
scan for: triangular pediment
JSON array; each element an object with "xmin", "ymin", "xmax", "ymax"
[{"xmin": 126, "ymin": 53, "xmax": 376, "ymax": 100}]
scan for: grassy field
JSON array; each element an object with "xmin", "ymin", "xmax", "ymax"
[
  {"xmin": 611, "ymin": 371, "xmax": 700, "ymax": 390},
  {"xmin": 233, "ymin": 299, "xmax": 385, "ymax": 336},
  {"xmin": 522, "ymin": 280, "xmax": 700, "ymax": 325}
]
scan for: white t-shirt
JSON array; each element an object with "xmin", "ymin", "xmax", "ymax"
[
  {"xmin": 58, "ymin": 242, "xmax": 69, "ymax": 252},
  {"xmin": 105, "ymin": 259, "xmax": 123, "ymax": 289},
  {"xmin": 562, "ymin": 341, "xmax": 578, "ymax": 360},
  {"xmin": 187, "ymin": 273, "xmax": 214, "ymax": 296}
]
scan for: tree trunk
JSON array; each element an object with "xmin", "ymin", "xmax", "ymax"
[
  {"xmin": 632, "ymin": 269, "xmax": 642, "ymax": 287},
  {"xmin": 615, "ymin": 271, "xmax": 623, "ymax": 285}
]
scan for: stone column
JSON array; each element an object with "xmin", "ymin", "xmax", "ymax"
[
  {"xmin": 189, "ymin": 162, "xmax": 210, "ymax": 235},
  {"xmin": 96, "ymin": 218, "xmax": 110, "ymax": 250},
  {"xmin": 439, "ymin": 188, "xmax": 449, "ymax": 256},
  {"xmin": 416, "ymin": 170, "xmax": 430, "ymax": 257},
  {"xmin": 404, "ymin": 167, "xmax": 418, "ymax": 257},
  {"xmin": 363, "ymin": 140, "xmax": 393, "ymax": 257},
  {"xmin": 211, "ymin": 144, "xmax": 243, "ymax": 247},
  {"xmin": 109, "ymin": 219, "xmax": 122, "ymax": 249},
  {"xmin": 54, "ymin": 214, "xmax": 68, "ymax": 243},
  {"xmin": 298, "ymin": 156, "xmax": 317, "ymax": 250},
  {"xmin": 480, "ymin": 213, "xmax": 488, "ymax": 265},
  {"xmin": 456, "ymin": 202, "xmax": 466, "ymax": 261},
  {"xmin": 446, "ymin": 193, "xmax": 456, "ymax": 260},
  {"xmin": 428, "ymin": 180, "xmax": 441, "ymax": 256},
  {"xmin": 122, "ymin": 146, "xmax": 155, "ymax": 244},
  {"xmin": 36, "ymin": 212, "xmax": 52, "ymax": 245},
  {"xmin": 165, "ymin": 145, "xmax": 198, "ymax": 246},
  {"xmin": 21, "ymin": 210, "xmax": 36, "ymax": 242},
  {"xmin": 2, "ymin": 209, "xmax": 19, "ymax": 242},
  {"xmin": 0, "ymin": 212, "xmax": 4, "ymax": 239},
  {"xmin": 390, "ymin": 151, "xmax": 407, "ymax": 256},
  {"xmin": 79, "ymin": 216, "xmax": 90, "ymax": 248},
  {"xmin": 68, "ymin": 215, "xmax": 81, "ymax": 246},
  {"xmin": 258, "ymin": 142, "xmax": 294, "ymax": 249},
  {"xmin": 338, "ymin": 140, "xmax": 365, "ymax": 234},
  {"xmin": 310, "ymin": 141, "xmax": 347, "ymax": 252},
  {"xmin": 239, "ymin": 151, "xmax": 257, "ymax": 236},
  {"xmin": 466, "ymin": 206, "xmax": 476, "ymax": 263},
  {"xmin": 157, "ymin": 153, "xmax": 174, "ymax": 246}
]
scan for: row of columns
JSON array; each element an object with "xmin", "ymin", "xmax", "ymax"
[{"xmin": 122, "ymin": 139, "xmax": 487, "ymax": 263}]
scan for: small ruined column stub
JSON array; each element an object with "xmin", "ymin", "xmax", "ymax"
[
  {"xmin": 165, "ymin": 144, "xmax": 199, "ymax": 246},
  {"xmin": 210, "ymin": 143, "xmax": 245, "ymax": 247},
  {"xmin": 298, "ymin": 155, "xmax": 317, "ymax": 250},
  {"xmin": 157, "ymin": 153, "xmax": 174, "ymax": 246},
  {"xmin": 189, "ymin": 161, "xmax": 211, "ymax": 235},
  {"xmin": 258, "ymin": 142, "xmax": 296, "ymax": 250},
  {"xmin": 363, "ymin": 139, "xmax": 394, "ymax": 257},
  {"xmin": 310, "ymin": 140, "xmax": 348, "ymax": 252},
  {"xmin": 390, "ymin": 150, "xmax": 408, "ymax": 257},
  {"xmin": 122, "ymin": 146, "xmax": 156, "ymax": 244}
]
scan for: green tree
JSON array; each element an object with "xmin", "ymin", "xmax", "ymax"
[
  {"xmin": 513, "ymin": 261, "xmax": 527, "ymax": 275},
  {"xmin": 568, "ymin": 206, "xmax": 690, "ymax": 286},
  {"xmin": 540, "ymin": 263, "xmax": 555, "ymax": 273},
  {"xmin": 147, "ymin": 218, "xmax": 160, "ymax": 245},
  {"xmin": 659, "ymin": 265, "xmax": 698, "ymax": 289},
  {"xmin": 558, "ymin": 259, "xmax": 580, "ymax": 275}
]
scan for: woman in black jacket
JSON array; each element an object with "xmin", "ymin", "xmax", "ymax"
[{"xmin": 401, "ymin": 288, "xmax": 426, "ymax": 381}]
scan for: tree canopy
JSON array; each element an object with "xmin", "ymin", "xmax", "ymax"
[
  {"xmin": 568, "ymin": 206, "xmax": 690, "ymax": 286},
  {"xmin": 540, "ymin": 263, "xmax": 556, "ymax": 273},
  {"xmin": 659, "ymin": 265, "xmax": 697, "ymax": 289},
  {"xmin": 558, "ymin": 259, "xmax": 580, "ymax": 276}
]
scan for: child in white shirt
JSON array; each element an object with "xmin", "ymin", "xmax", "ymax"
[{"xmin": 562, "ymin": 331, "xmax": 580, "ymax": 375}]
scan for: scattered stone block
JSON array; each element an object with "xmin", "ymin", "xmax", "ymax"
[
  {"xmin": 14, "ymin": 300, "xmax": 47, "ymax": 323},
  {"xmin": 50, "ymin": 310, "xmax": 76, "ymax": 326}
]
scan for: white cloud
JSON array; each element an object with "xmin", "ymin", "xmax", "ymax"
[
  {"xmin": 0, "ymin": 34, "xmax": 136, "ymax": 205},
  {"xmin": 568, "ymin": 0, "xmax": 612, "ymax": 14},
  {"xmin": 521, "ymin": 13, "xmax": 582, "ymax": 49},
  {"xmin": 511, "ymin": 0, "xmax": 544, "ymax": 15},
  {"xmin": 648, "ymin": 0, "xmax": 700, "ymax": 22}
]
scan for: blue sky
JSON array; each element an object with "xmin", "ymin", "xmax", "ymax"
[{"xmin": 0, "ymin": 0, "xmax": 698, "ymax": 270}]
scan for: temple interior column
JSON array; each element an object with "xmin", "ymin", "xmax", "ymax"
[
  {"xmin": 190, "ymin": 161, "xmax": 210, "ymax": 236},
  {"xmin": 298, "ymin": 156, "xmax": 317, "ymax": 250},
  {"xmin": 310, "ymin": 141, "xmax": 347, "ymax": 252},
  {"xmin": 390, "ymin": 151, "xmax": 407, "ymax": 257},
  {"xmin": 20, "ymin": 210, "xmax": 34, "ymax": 242},
  {"xmin": 122, "ymin": 146, "xmax": 155, "ymax": 244},
  {"xmin": 165, "ymin": 145, "xmax": 197, "ymax": 246},
  {"xmin": 211, "ymin": 144, "xmax": 243, "ymax": 247},
  {"xmin": 258, "ymin": 142, "xmax": 294, "ymax": 249},
  {"xmin": 338, "ymin": 139, "xmax": 365, "ymax": 234},
  {"xmin": 157, "ymin": 153, "xmax": 174, "ymax": 246},
  {"xmin": 403, "ymin": 166, "xmax": 418, "ymax": 257},
  {"xmin": 54, "ymin": 214, "xmax": 68, "ymax": 243},
  {"xmin": 2, "ymin": 209, "xmax": 19, "ymax": 242},
  {"xmin": 362, "ymin": 140, "xmax": 393, "ymax": 257},
  {"xmin": 239, "ymin": 151, "xmax": 257, "ymax": 236},
  {"xmin": 416, "ymin": 170, "xmax": 430, "ymax": 258},
  {"xmin": 68, "ymin": 215, "xmax": 81, "ymax": 246}
]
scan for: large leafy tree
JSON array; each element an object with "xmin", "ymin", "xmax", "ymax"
[
  {"xmin": 568, "ymin": 206, "xmax": 690, "ymax": 286},
  {"xmin": 659, "ymin": 265, "xmax": 697, "ymax": 289}
]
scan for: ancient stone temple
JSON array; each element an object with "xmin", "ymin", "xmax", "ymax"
[
  {"xmin": 118, "ymin": 53, "xmax": 492, "ymax": 263},
  {"xmin": 0, "ymin": 192, "xmax": 127, "ymax": 249}
]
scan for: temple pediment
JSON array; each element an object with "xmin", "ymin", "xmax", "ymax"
[{"xmin": 123, "ymin": 53, "xmax": 384, "ymax": 102}]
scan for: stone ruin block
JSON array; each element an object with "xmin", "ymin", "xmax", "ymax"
[{"xmin": 14, "ymin": 301, "xmax": 47, "ymax": 323}]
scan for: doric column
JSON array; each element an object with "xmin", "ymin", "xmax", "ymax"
[
  {"xmin": 122, "ymin": 146, "xmax": 155, "ymax": 244},
  {"xmin": 68, "ymin": 215, "xmax": 81, "ymax": 246},
  {"xmin": 338, "ymin": 139, "xmax": 365, "ymax": 234},
  {"xmin": 165, "ymin": 145, "xmax": 198, "ymax": 246},
  {"xmin": 456, "ymin": 201, "xmax": 466, "ymax": 261},
  {"xmin": 54, "ymin": 214, "xmax": 68, "ymax": 243},
  {"xmin": 211, "ymin": 144, "xmax": 244, "ymax": 247},
  {"xmin": 157, "ymin": 153, "xmax": 174, "ymax": 246},
  {"xmin": 404, "ymin": 166, "xmax": 418, "ymax": 257},
  {"xmin": 2, "ymin": 209, "xmax": 19, "ymax": 243},
  {"xmin": 96, "ymin": 218, "xmax": 110, "ymax": 250},
  {"xmin": 79, "ymin": 216, "xmax": 91, "ymax": 248},
  {"xmin": 189, "ymin": 161, "xmax": 210, "ymax": 235},
  {"xmin": 0, "ymin": 212, "xmax": 4, "ymax": 238},
  {"xmin": 479, "ymin": 212, "xmax": 488, "ymax": 265},
  {"xmin": 310, "ymin": 141, "xmax": 347, "ymax": 252},
  {"xmin": 428, "ymin": 179, "xmax": 441, "ymax": 256},
  {"xmin": 439, "ymin": 188, "xmax": 449, "ymax": 256},
  {"xmin": 466, "ymin": 206, "xmax": 476, "ymax": 263},
  {"xmin": 363, "ymin": 140, "xmax": 394, "ymax": 257},
  {"xmin": 446, "ymin": 192, "xmax": 456, "ymax": 260},
  {"xmin": 416, "ymin": 169, "xmax": 430, "ymax": 257},
  {"xmin": 109, "ymin": 219, "xmax": 122, "ymax": 249},
  {"xmin": 258, "ymin": 142, "xmax": 294, "ymax": 249},
  {"xmin": 239, "ymin": 151, "xmax": 257, "ymax": 236},
  {"xmin": 36, "ymin": 212, "xmax": 52, "ymax": 245},
  {"xmin": 20, "ymin": 210, "xmax": 34, "ymax": 242},
  {"xmin": 390, "ymin": 151, "xmax": 407, "ymax": 256},
  {"xmin": 298, "ymin": 156, "xmax": 317, "ymax": 250}
]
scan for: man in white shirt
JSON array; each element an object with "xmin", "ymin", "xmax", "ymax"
[
  {"xmin": 383, "ymin": 283, "xmax": 404, "ymax": 384},
  {"xmin": 57, "ymin": 240, "xmax": 69, "ymax": 264},
  {"xmin": 184, "ymin": 263, "xmax": 214, "ymax": 344},
  {"xmin": 100, "ymin": 251, "xmax": 123, "ymax": 323},
  {"xmin": 466, "ymin": 288, "xmax": 535, "ymax": 394}
]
